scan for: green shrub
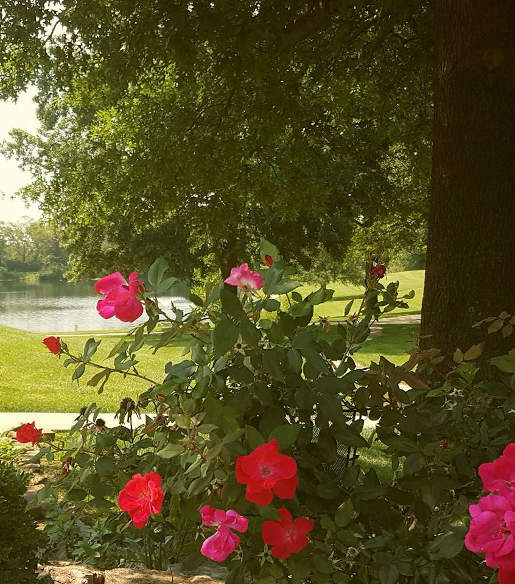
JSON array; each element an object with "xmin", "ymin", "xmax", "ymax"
[
  {"xmin": 34, "ymin": 242, "xmax": 514, "ymax": 582},
  {"xmin": 0, "ymin": 461, "xmax": 45, "ymax": 583}
]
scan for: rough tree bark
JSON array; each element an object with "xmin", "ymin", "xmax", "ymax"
[{"xmin": 421, "ymin": 0, "xmax": 515, "ymax": 357}]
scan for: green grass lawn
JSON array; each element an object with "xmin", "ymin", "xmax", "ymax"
[
  {"xmin": 355, "ymin": 323, "xmax": 420, "ymax": 366},
  {"xmin": 0, "ymin": 325, "xmax": 186, "ymax": 412},
  {"xmin": 301, "ymin": 269, "xmax": 424, "ymax": 321}
]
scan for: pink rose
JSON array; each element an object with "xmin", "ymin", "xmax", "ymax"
[
  {"xmin": 200, "ymin": 525, "xmax": 240, "ymax": 562},
  {"xmin": 224, "ymin": 263, "xmax": 263, "ymax": 292},
  {"xmin": 199, "ymin": 506, "xmax": 248, "ymax": 562},
  {"xmin": 465, "ymin": 493, "xmax": 515, "ymax": 570},
  {"xmin": 200, "ymin": 505, "xmax": 248, "ymax": 532},
  {"xmin": 479, "ymin": 444, "xmax": 515, "ymax": 496},
  {"xmin": 95, "ymin": 271, "xmax": 144, "ymax": 322}
]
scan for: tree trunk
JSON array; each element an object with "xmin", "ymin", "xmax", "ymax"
[
  {"xmin": 421, "ymin": 0, "xmax": 515, "ymax": 357},
  {"xmin": 217, "ymin": 232, "xmax": 241, "ymax": 294}
]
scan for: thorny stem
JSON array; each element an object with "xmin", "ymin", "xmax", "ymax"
[{"xmin": 63, "ymin": 351, "xmax": 159, "ymax": 386}]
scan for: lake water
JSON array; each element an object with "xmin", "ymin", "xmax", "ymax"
[{"xmin": 0, "ymin": 279, "xmax": 190, "ymax": 333}]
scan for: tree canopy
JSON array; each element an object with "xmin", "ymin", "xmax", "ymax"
[{"xmin": 2, "ymin": 1, "xmax": 431, "ymax": 279}]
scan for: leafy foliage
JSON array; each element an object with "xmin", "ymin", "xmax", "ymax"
[
  {"xmin": 0, "ymin": 219, "xmax": 67, "ymax": 277},
  {"xmin": 0, "ymin": 461, "xmax": 46, "ymax": 583},
  {"xmin": 2, "ymin": 1, "xmax": 431, "ymax": 279},
  {"xmin": 35, "ymin": 244, "xmax": 514, "ymax": 582}
]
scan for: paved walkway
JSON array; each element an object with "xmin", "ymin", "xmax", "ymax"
[
  {"xmin": 381, "ymin": 314, "xmax": 420, "ymax": 324},
  {"xmin": 0, "ymin": 411, "xmax": 378, "ymax": 433},
  {"xmin": 0, "ymin": 412, "xmax": 122, "ymax": 433}
]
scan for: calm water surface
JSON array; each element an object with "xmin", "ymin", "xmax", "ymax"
[{"xmin": 0, "ymin": 279, "xmax": 190, "ymax": 333}]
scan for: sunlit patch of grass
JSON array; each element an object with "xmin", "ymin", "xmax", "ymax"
[
  {"xmin": 355, "ymin": 323, "xmax": 420, "ymax": 366},
  {"xmin": 296, "ymin": 269, "xmax": 425, "ymax": 321},
  {"xmin": 0, "ymin": 325, "xmax": 187, "ymax": 412}
]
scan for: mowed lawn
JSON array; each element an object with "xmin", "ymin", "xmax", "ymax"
[
  {"xmin": 303, "ymin": 269, "xmax": 424, "ymax": 321},
  {"xmin": 0, "ymin": 325, "xmax": 186, "ymax": 412},
  {"xmin": 356, "ymin": 323, "xmax": 420, "ymax": 366}
]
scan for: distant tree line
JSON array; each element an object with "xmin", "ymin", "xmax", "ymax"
[{"xmin": 0, "ymin": 219, "xmax": 67, "ymax": 279}]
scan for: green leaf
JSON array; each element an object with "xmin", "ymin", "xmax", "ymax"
[
  {"xmin": 316, "ymin": 480, "xmax": 341, "ymax": 499},
  {"xmin": 83, "ymin": 337, "xmax": 101, "ymax": 362},
  {"xmin": 95, "ymin": 456, "xmax": 116, "ymax": 476},
  {"xmin": 221, "ymin": 287, "xmax": 243, "ymax": 318},
  {"xmin": 272, "ymin": 279, "xmax": 301, "ymax": 294},
  {"xmin": 148, "ymin": 256, "xmax": 169, "ymax": 287},
  {"xmin": 379, "ymin": 564, "xmax": 399, "ymax": 584},
  {"xmin": 259, "ymin": 237, "xmax": 280, "ymax": 262},
  {"xmin": 240, "ymin": 316, "xmax": 261, "ymax": 346},
  {"xmin": 67, "ymin": 488, "xmax": 87, "ymax": 501},
  {"xmin": 213, "ymin": 317, "xmax": 239, "ymax": 355},
  {"xmin": 428, "ymin": 528, "xmax": 466, "ymax": 559},
  {"xmin": 313, "ymin": 555, "xmax": 333, "ymax": 574},
  {"xmin": 333, "ymin": 422, "xmax": 368, "ymax": 448},
  {"xmin": 262, "ymin": 349, "xmax": 286, "ymax": 381},
  {"xmin": 335, "ymin": 499, "xmax": 354, "ymax": 527},
  {"xmin": 262, "ymin": 266, "xmax": 282, "ymax": 296},
  {"xmin": 156, "ymin": 275, "xmax": 178, "ymax": 295},
  {"xmin": 491, "ymin": 349, "xmax": 515, "ymax": 373},
  {"xmin": 344, "ymin": 299, "xmax": 354, "ymax": 316},
  {"xmin": 295, "ymin": 385, "xmax": 315, "ymax": 409},
  {"xmin": 107, "ymin": 338, "xmax": 129, "ymax": 359},
  {"xmin": 453, "ymin": 348, "xmax": 463, "ymax": 363},
  {"xmin": 288, "ymin": 348, "xmax": 303, "ymax": 374},
  {"xmin": 191, "ymin": 342, "xmax": 208, "ymax": 365},
  {"xmin": 403, "ymin": 453, "xmax": 425, "ymax": 475},
  {"xmin": 169, "ymin": 279, "xmax": 191, "ymax": 299},
  {"xmin": 245, "ymin": 425, "xmax": 265, "ymax": 449},
  {"xmin": 206, "ymin": 283, "xmax": 222, "ymax": 306},
  {"xmin": 268, "ymin": 424, "xmax": 300, "ymax": 449},
  {"xmin": 72, "ymin": 363, "xmax": 86, "ymax": 380},
  {"xmin": 87, "ymin": 370, "xmax": 109, "ymax": 387},
  {"xmin": 263, "ymin": 298, "xmax": 281, "ymax": 312},
  {"xmin": 291, "ymin": 301, "xmax": 313, "ymax": 318},
  {"xmin": 463, "ymin": 342, "xmax": 484, "ymax": 361},
  {"xmin": 156, "ymin": 443, "xmax": 184, "ymax": 458},
  {"xmin": 305, "ymin": 286, "xmax": 333, "ymax": 306},
  {"xmin": 488, "ymin": 319, "xmax": 504, "ymax": 334}
]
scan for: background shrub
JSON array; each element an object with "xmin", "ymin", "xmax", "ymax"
[{"xmin": 0, "ymin": 460, "xmax": 46, "ymax": 583}]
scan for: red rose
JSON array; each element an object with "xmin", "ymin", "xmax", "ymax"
[
  {"xmin": 370, "ymin": 263, "xmax": 387, "ymax": 279},
  {"xmin": 235, "ymin": 440, "xmax": 298, "ymax": 505},
  {"xmin": 43, "ymin": 336, "xmax": 61, "ymax": 354},
  {"xmin": 499, "ymin": 568, "xmax": 515, "ymax": 584},
  {"xmin": 262, "ymin": 507, "xmax": 314, "ymax": 559},
  {"xmin": 16, "ymin": 422, "xmax": 43, "ymax": 445},
  {"xmin": 264, "ymin": 254, "xmax": 274, "ymax": 266},
  {"xmin": 118, "ymin": 472, "xmax": 164, "ymax": 528}
]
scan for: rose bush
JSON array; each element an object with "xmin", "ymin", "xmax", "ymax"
[{"xmin": 29, "ymin": 240, "xmax": 514, "ymax": 583}]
